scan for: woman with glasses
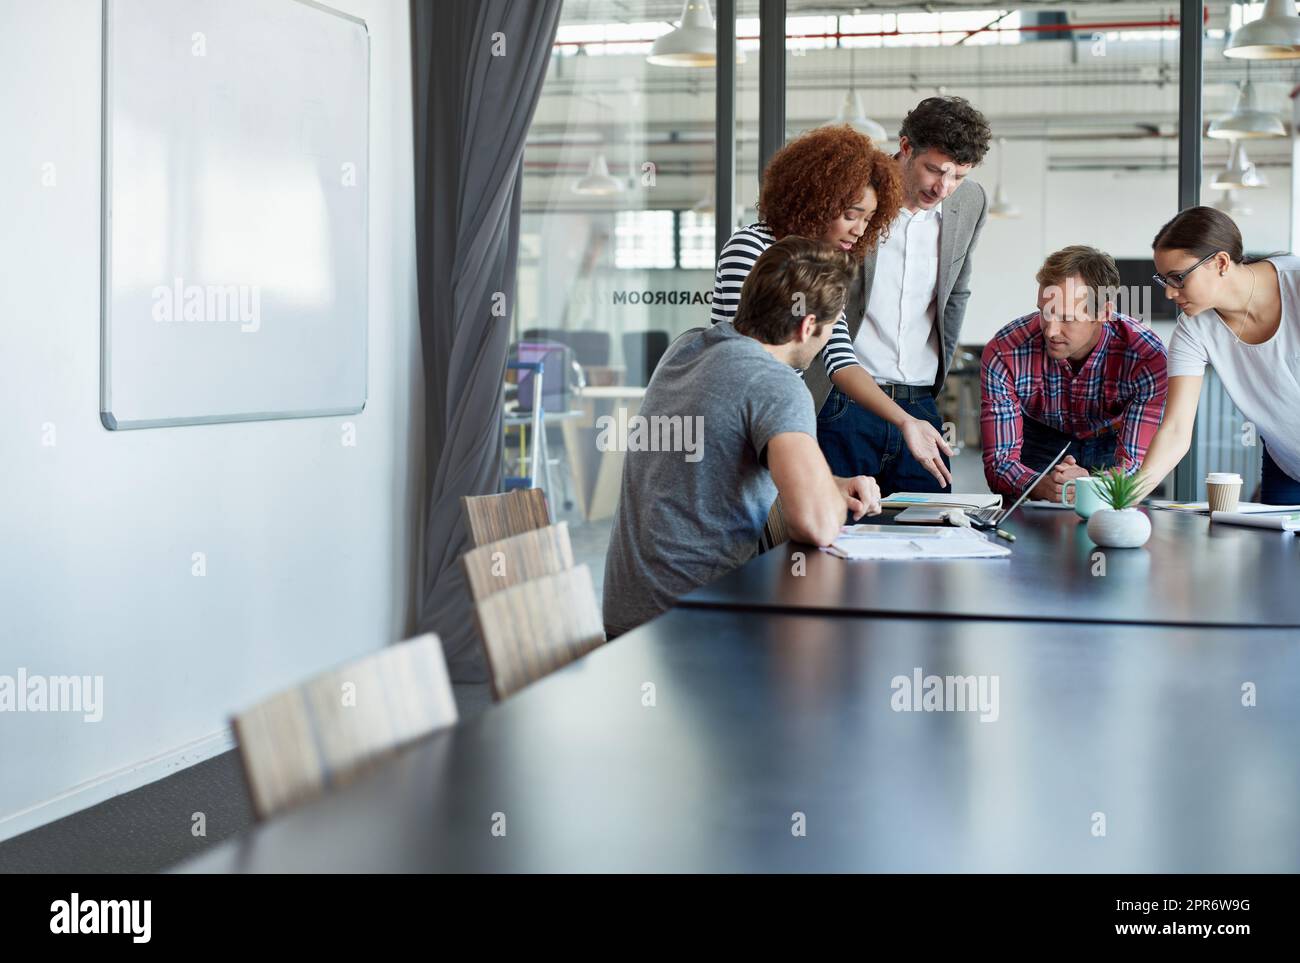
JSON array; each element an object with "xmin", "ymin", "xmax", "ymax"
[{"xmin": 1136, "ymin": 206, "xmax": 1300, "ymax": 503}]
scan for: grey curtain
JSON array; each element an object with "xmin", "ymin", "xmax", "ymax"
[{"xmin": 411, "ymin": 0, "xmax": 562, "ymax": 680}]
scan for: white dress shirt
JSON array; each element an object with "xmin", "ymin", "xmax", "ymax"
[{"xmin": 854, "ymin": 203, "xmax": 943, "ymax": 386}]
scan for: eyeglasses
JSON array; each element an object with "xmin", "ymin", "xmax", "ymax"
[{"xmin": 1153, "ymin": 251, "xmax": 1218, "ymax": 290}]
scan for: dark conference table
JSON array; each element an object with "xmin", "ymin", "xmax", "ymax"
[
  {"xmin": 680, "ymin": 506, "xmax": 1300, "ymax": 628},
  {"xmin": 180, "ymin": 607, "xmax": 1300, "ymax": 873}
]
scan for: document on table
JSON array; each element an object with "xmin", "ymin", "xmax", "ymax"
[
  {"xmin": 880, "ymin": 492, "xmax": 1002, "ymax": 511},
  {"xmin": 1210, "ymin": 511, "xmax": 1300, "ymax": 531},
  {"xmin": 824, "ymin": 524, "xmax": 1012, "ymax": 560},
  {"xmin": 1150, "ymin": 500, "xmax": 1300, "ymax": 515}
]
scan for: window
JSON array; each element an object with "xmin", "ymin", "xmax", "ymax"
[
  {"xmin": 614, "ymin": 210, "xmax": 675, "ymax": 270},
  {"xmin": 678, "ymin": 210, "xmax": 715, "ymax": 270}
]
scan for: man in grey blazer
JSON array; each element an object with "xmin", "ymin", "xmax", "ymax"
[{"xmin": 808, "ymin": 96, "xmax": 991, "ymax": 495}]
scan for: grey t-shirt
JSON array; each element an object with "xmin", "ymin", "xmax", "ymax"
[{"xmin": 602, "ymin": 322, "xmax": 817, "ymax": 635}]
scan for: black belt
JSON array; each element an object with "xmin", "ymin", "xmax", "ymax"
[{"xmin": 877, "ymin": 382, "xmax": 933, "ymax": 401}]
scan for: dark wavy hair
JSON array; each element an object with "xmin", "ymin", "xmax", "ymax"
[
  {"xmin": 757, "ymin": 125, "xmax": 902, "ymax": 262},
  {"xmin": 899, "ymin": 96, "xmax": 991, "ymax": 167}
]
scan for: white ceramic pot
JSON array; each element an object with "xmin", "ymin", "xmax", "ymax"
[{"xmin": 1086, "ymin": 508, "xmax": 1152, "ymax": 548}]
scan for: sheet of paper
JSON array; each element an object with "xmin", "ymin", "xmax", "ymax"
[
  {"xmin": 824, "ymin": 524, "xmax": 1012, "ymax": 560},
  {"xmin": 1151, "ymin": 500, "xmax": 1300, "ymax": 515},
  {"xmin": 1210, "ymin": 511, "xmax": 1300, "ymax": 531}
]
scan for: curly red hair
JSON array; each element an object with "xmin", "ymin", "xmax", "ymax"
[{"xmin": 757, "ymin": 125, "xmax": 902, "ymax": 262}]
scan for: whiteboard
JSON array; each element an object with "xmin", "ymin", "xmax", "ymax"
[{"xmin": 101, "ymin": 0, "xmax": 369, "ymax": 429}]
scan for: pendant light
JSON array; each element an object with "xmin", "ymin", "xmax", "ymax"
[
  {"xmin": 830, "ymin": 90, "xmax": 888, "ymax": 143},
  {"xmin": 1207, "ymin": 79, "xmax": 1287, "ymax": 139},
  {"xmin": 1224, "ymin": 0, "xmax": 1300, "ymax": 60},
  {"xmin": 827, "ymin": 42, "xmax": 888, "ymax": 143},
  {"xmin": 1210, "ymin": 142, "xmax": 1267, "ymax": 189},
  {"xmin": 647, "ymin": 0, "xmax": 716, "ymax": 67},
  {"xmin": 572, "ymin": 153, "xmax": 625, "ymax": 195}
]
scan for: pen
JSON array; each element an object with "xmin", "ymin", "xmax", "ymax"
[{"xmin": 993, "ymin": 527, "xmax": 1016, "ymax": 543}]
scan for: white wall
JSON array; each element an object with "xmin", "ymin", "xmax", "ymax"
[
  {"xmin": 0, "ymin": 0, "xmax": 421, "ymax": 837},
  {"xmin": 963, "ymin": 141, "xmax": 1050, "ymax": 345}
]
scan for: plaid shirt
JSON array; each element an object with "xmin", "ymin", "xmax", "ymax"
[{"xmin": 980, "ymin": 312, "xmax": 1168, "ymax": 498}]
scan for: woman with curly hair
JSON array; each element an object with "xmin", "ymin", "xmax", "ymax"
[{"xmin": 710, "ymin": 123, "xmax": 953, "ymax": 489}]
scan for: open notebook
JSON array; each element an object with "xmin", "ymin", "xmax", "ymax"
[{"xmin": 882, "ymin": 492, "xmax": 1002, "ymax": 511}]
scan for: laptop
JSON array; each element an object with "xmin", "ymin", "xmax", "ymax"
[{"xmin": 964, "ymin": 443, "xmax": 1072, "ymax": 531}]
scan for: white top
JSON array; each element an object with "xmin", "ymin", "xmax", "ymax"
[
  {"xmin": 1167, "ymin": 255, "xmax": 1300, "ymax": 482},
  {"xmin": 854, "ymin": 204, "xmax": 943, "ymax": 386}
]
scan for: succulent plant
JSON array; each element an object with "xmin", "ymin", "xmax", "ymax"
[{"xmin": 1091, "ymin": 466, "xmax": 1143, "ymax": 511}]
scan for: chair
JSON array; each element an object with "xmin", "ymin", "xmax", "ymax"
[
  {"xmin": 232, "ymin": 633, "xmax": 457, "ymax": 820},
  {"xmin": 510, "ymin": 340, "xmax": 572, "ymax": 413},
  {"xmin": 461, "ymin": 522, "xmax": 575, "ymax": 603},
  {"xmin": 757, "ymin": 495, "xmax": 789, "ymax": 554},
  {"xmin": 473, "ymin": 564, "xmax": 605, "ymax": 700},
  {"xmin": 461, "ymin": 488, "xmax": 551, "ymax": 547},
  {"xmin": 522, "ymin": 328, "xmax": 611, "ymax": 367}
]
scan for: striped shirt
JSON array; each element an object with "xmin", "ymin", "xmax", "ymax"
[
  {"xmin": 710, "ymin": 223, "xmax": 862, "ymax": 378},
  {"xmin": 980, "ymin": 312, "xmax": 1169, "ymax": 498}
]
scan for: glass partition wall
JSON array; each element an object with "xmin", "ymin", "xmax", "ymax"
[
  {"xmin": 516, "ymin": 2, "xmax": 722, "ymax": 595},
  {"xmin": 520, "ymin": 3, "xmax": 721, "ymax": 373},
  {"xmin": 512, "ymin": 1, "xmax": 1292, "ymax": 604}
]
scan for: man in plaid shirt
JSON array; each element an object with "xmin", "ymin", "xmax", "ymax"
[{"xmin": 981, "ymin": 246, "xmax": 1168, "ymax": 501}]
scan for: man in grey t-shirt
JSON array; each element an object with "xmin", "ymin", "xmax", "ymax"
[{"xmin": 603, "ymin": 237, "xmax": 883, "ymax": 637}]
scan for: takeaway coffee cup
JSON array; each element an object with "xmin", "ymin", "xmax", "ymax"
[
  {"xmin": 1206, "ymin": 472, "xmax": 1243, "ymax": 513},
  {"xmin": 1061, "ymin": 476, "xmax": 1104, "ymax": 519}
]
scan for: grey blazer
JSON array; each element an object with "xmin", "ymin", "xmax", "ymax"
[{"xmin": 803, "ymin": 179, "xmax": 989, "ymax": 414}]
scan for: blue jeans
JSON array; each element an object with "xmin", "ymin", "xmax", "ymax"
[
  {"xmin": 1261, "ymin": 443, "xmax": 1300, "ymax": 504},
  {"xmin": 816, "ymin": 387, "xmax": 951, "ymax": 496},
  {"xmin": 1019, "ymin": 415, "xmax": 1118, "ymax": 476}
]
